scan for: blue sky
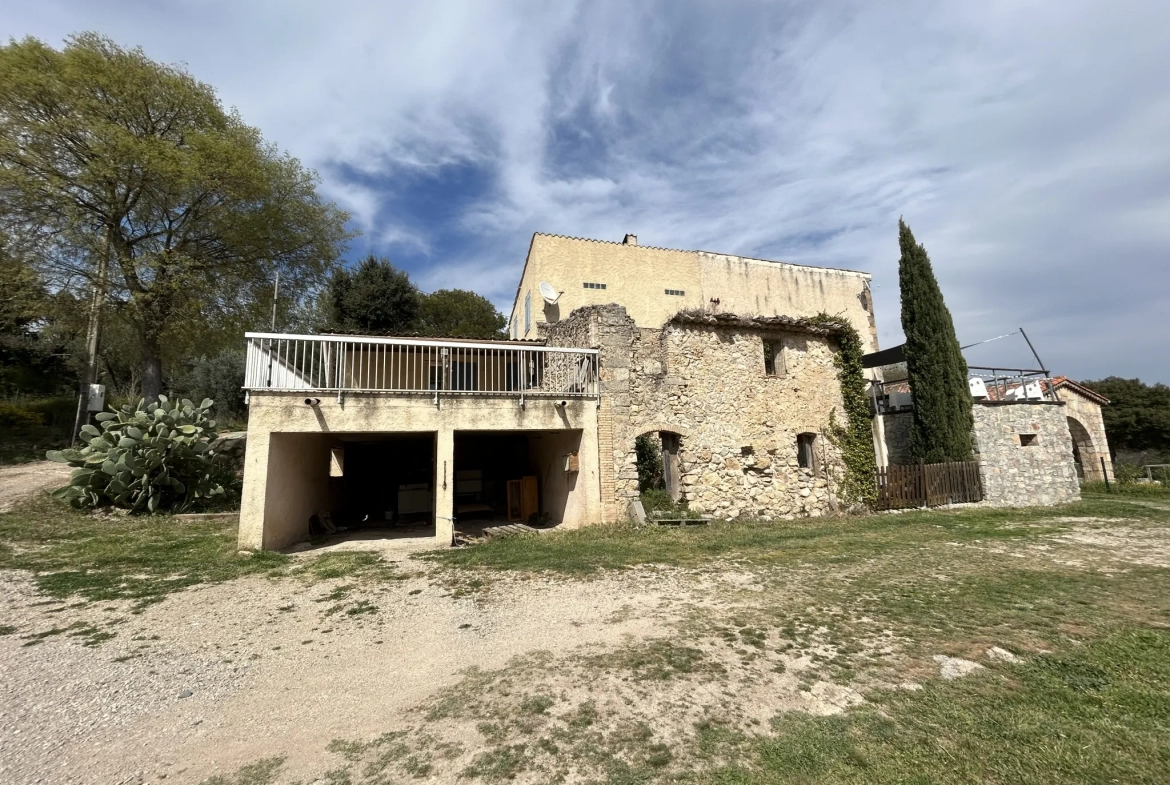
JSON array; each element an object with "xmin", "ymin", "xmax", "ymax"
[{"xmin": 5, "ymin": 0, "xmax": 1169, "ymax": 382}]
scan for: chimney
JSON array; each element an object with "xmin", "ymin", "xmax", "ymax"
[{"xmin": 622, "ymin": 233, "xmax": 637, "ymax": 246}]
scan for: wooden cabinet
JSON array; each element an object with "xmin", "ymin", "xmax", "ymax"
[{"xmin": 507, "ymin": 475, "xmax": 539, "ymax": 522}]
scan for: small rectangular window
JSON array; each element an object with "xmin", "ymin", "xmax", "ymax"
[
  {"xmin": 1019, "ymin": 433, "xmax": 1038, "ymax": 447},
  {"xmin": 797, "ymin": 433, "xmax": 817, "ymax": 471},
  {"xmin": 524, "ymin": 292, "xmax": 531, "ymax": 336},
  {"xmin": 583, "ymin": 282, "xmax": 607, "ymax": 289},
  {"xmin": 665, "ymin": 288, "xmax": 685, "ymax": 296},
  {"xmin": 764, "ymin": 340, "xmax": 786, "ymax": 376}
]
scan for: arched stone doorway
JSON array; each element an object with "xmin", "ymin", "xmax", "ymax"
[
  {"xmin": 634, "ymin": 425, "xmax": 686, "ymax": 502},
  {"xmin": 1067, "ymin": 416, "xmax": 1103, "ymax": 482}
]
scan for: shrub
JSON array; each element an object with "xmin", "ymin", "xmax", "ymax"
[
  {"xmin": 1114, "ymin": 463, "xmax": 1145, "ymax": 484},
  {"xmin": 0, "ymin": 403, "xmax": 44, "ymax": 430},
  {"xmin": 47, "ymin": 395, "xmax": 224, "ymax": 512},
  {"xmin": 636, "ymin": 434, "xmax": 664, "ymax": 492},
  {"xmin": 173, "ymin": 349, "xmax": 247, "ymax": 424},
  {"xmin": 19, "ymin": 396, "xmax": 78, "ymax": 429},
  {"xmin": 641, "ymin": 488, "xmax": 693, "ymax": 519}
]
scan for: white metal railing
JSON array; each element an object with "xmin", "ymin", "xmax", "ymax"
[{"xmin": 243, "ymin": 333, "xmax": 599, "ymax": 399}]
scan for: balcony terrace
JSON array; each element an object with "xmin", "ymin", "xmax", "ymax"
[{"xmin": 243, "ymin": 332, "xmax": 599, "ymax": 402}]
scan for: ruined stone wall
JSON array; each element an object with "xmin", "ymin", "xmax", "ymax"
[
  {"xmin": 973, "ymin": 402, "xmax": 1080, "ymax": 506},
  {"xmin": 512, "ymin": 233, "xmax": 877, "ymax": 350},
  {"xmin": 882, "ymin": 403, "xmax": 1079, "ymax": 507},
  {"xmin": 544, "ymin": 304, "xmax": 850, "ymax": 520}
]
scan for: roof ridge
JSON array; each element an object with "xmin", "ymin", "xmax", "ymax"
[
  {"xmin": 531, "ymin": 232, "xmax": 870, "ymax": 276},
  {"xmin": 1053, "ymin": 376, "xmax": 1111, "ymax": 404},
  {"xmin": 532, "ymin": 232, "xmax": 682, "ymax": 253}
]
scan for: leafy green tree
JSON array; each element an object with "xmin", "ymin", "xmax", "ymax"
[
  {"xmin": 418, "ymin": 289, "xmax": 506, "ymax": 339},
  {"xmin": 174, "ymin": 349, "xmax": 247, "ymax": 424},
  {"xmin": 1078, "ymin": 377, "xmax": 1170, "ymax": 455},
  {"xmin": 326, "ymin": 254, "xmax": 420, "ymax": 334},
  {"xmin": 897, "ymin": 219, "xmax": 974, "ymax": 462},
  {"xmin": 0, "ymin": 242, "xmax": 71, "ymax": 395},
  {"xmin": 0, "ymin": 33, "xmax": 351, "ymax": 401}
]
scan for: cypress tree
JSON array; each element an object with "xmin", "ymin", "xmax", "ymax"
[{"xmin": 897, "ymin": 219, "xmax": 974, "ymax": 462}]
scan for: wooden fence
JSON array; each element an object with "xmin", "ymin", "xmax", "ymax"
[{"xmin": 876, "ymin": 460, "xmax": 984, "ymax": 510}]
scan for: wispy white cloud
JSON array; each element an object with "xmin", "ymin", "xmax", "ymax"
[{"xmin": 4, "ymin": 0, "xmax": 1168, "ymax": 380}]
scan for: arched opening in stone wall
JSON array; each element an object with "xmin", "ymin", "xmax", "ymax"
[
  {"xmin": 635, "ymin": 430, "xmax": 684, "ymax": 507},
  {"xmin": 1067, "ymin": 416, "xmax": 1096, "ymax": 480}
]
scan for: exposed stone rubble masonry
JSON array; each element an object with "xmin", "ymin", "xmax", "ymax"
[
  {"xmin": 973, "ymin": 401, "xmax": 1080, "ymax": 507},
  {"xmin": 545, "ymin": 304, "xmax": 850, "ymax": 520},
  {"xmin": 881, "ymin": 402, "xmax": 1081, "ymax": 508}
]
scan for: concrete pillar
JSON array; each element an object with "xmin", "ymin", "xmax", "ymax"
[
  {"xmin": 238, "ymin": 430, "xmax": 271, "ymax": 551},
  {"xmin": 434, "ymin": 428, "xmax": 455, "ymax": 546}
]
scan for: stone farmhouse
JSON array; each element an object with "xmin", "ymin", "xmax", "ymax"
[
  {"xmin": 238, "ymin": 233, "xmax": 877, "ymax": 550},
  {"xmin": 237, "ymin": 232, "xmax": 1092, "ymax": 551}
]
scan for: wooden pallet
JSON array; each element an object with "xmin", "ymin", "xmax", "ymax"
[
  {"xmin": 648, "ymin": 518, "xmax": 710, "ymax": 526},
  {"xmin": 482, "ymin": 523, "xmax": 538, "ymax": 539}
]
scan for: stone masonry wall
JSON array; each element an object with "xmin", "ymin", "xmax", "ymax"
[
  {"xmin": 543, "ymin": 305, "xmax": 635, "ymax": 521},
  {"xmin": 974, "ymin": 401, "xmax": 1080, "ymax": 506},
  {"xmin": 1060, "ymin": 389, "xmax": 1113, "ymax": 482},
  {"xmin": 881, "ymin": 403, "xmax": 1080, "ymax": 507},
  {"xmin": 545, "ymin": 304, "xmax": 850, "ymax": 520}
]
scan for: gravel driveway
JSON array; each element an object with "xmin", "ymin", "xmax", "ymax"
[
  {"xmin": 0, "ymin": 550, "xmax": 682, "ymax": 784},
  {"xmin": 0, "ymin": 461, "xmax": 72, "ymax": 513}
]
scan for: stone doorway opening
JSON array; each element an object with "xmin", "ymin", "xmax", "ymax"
[
  {"xmin": 1067, "ymin": 416, "xmax": 1101, "ymax": 481},
  {"xmin": 635, "ymin": 430, "xmax": 684, "ymax": 505}
]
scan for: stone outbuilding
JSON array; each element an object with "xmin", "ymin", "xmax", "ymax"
[{"xmin": 1046, "ymin": 376, "xmax": 1113, "ymax": 482}]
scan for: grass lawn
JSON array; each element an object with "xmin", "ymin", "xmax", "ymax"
[
  {"xmin": 423, "ymin": 492, "xmax": 1167, "ymax": 575},
  {"xmin": 0, "ymin": 498, "xmax": 400, "ymax": 609},
  {"xmin": 715, "ymin": 625, "xmax": 1170, "ymax": 784},
  {"xmin": 3, "ymin": 489, "xmax": 1170, "ymax": 783},
  {"xmin": 410, "ymin": 493, "xmax": 1170, "ymax": 785}
]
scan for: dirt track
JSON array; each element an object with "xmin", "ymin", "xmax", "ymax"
[{"xmin": 0, "ymin": 461, "xmax": 71, "ymax": 513}]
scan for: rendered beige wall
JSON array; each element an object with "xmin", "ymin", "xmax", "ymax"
[
  {"xmin": 239, "ymin": 393, "xmax": 601, "ymax": 550},
  {"xmin": 510, "ymin": 233, "xmax": 877, "ymax": 351},
  {"xmin": 529, "ymin": 429, "xmax": 586, "ymax": 527},
  {"xmin": 238, "ymin": 432, "xmax": 332, "ymax": 551}
]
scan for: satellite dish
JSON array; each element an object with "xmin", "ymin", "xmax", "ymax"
[{"xmin": 539, "ymin": 281, "xmax": 560, "ymax": 304}]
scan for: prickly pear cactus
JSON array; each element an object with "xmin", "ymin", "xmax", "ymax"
[{"xmin": 47, "ymin": 395, "xmax": 225, "ymax": 512}]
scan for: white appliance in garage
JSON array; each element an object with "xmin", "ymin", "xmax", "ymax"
[{"xmin": 397, "ymin": 483, "xmax": 432, "ymax": 515}]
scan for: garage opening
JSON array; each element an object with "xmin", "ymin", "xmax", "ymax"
[
  {"xmin": 453, "ymin": 430, "xmax": 582, "ymax": 538},
  {"xmin": 330, "ymin": 432, "xmax": 436, "ymax": 539}
]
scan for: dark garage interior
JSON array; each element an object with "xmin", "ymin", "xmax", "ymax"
[{"xmin": 333, "ymin": 432, "xmax": 436, "ymax": 534}]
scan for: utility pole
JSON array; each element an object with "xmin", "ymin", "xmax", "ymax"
[
  {"xmin": 265, "ymin": 270, "xmax": 279, "ymax": 388},
  {"xmin": 71, "ymin": 235, "xmax": 111, "ymax": 445},
  {"xmin": 271, "ymin": 270, "xmax": 280, "ymax": 330}
]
